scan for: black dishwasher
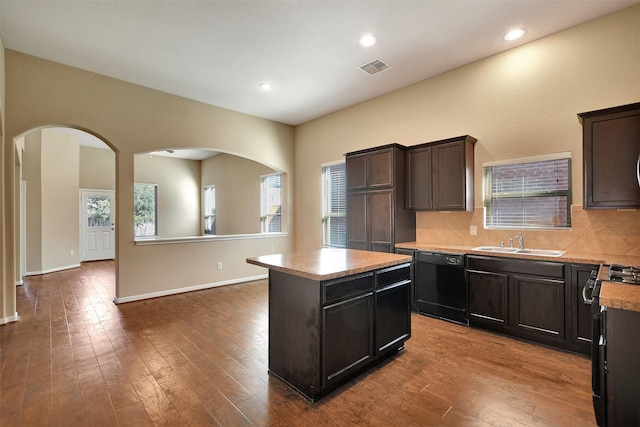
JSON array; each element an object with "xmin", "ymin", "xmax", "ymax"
[{"xmin": 415, "ymin": 251, "xmax": 467, "ymax": 325}]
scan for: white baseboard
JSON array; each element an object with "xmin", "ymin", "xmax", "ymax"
[
  {"xmin": 0, "ymin": 312, "xmax": 20, "ymax": 325},
  {"xmin": 25, "ymin": 264, "xmax": 81, "ymax": 276},
  {"xmin": 112, "ymin": 274, "xmax": 268, "ymax": 304}
]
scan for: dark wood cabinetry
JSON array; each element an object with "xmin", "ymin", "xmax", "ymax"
[
  {"xmin": 467, "ymin": 255, "xmax": 566, "ymax": 349},
  {"xmin": 568, "ymin": 263, "xmax": 597, "ymax": 355},
  {"xmin": 406, "ymin": 135, "xmax": 476, "ymax": 211},
  {"xmin": 579, "ymin": 102, "xmax": 640, "ymax": 209},
  {"xmin": 605, "ymin": 307, "xmax": 640, "ymax": 426},
  {"xmin": 269, "ymin": 263, "xmax": 411, "ymax": 401},
  {"xmin": 346, "ymin": 145, "xmax": 415, "ymax": 252}
]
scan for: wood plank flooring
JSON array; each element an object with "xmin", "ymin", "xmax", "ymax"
[{"xmin": 0, "ymin": 260, "xmax": 596, "ymax": 426}]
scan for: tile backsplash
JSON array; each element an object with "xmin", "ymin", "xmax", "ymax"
[{"xmin": 415, "ymin": 206, "xmax": 640, "ymax": 257}]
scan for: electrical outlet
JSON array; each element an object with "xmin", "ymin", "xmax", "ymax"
[
  {"xmin": 70, "ymin": 249, "xmax": 74, "ymax": 256},
  {"xmin": 470, "ymin": 226, "xmax": 477, "ymax": 236},
  {"xmin": 217, "ymin": 262, "xmax": 223, "ymax": 270}
]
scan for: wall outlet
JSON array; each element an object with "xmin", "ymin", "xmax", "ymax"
[
  {"xmin": 470, "ymin": 226, "xmax": 477, "ymax": 236},
  {"xmin": 70, "ymin": 249, "xmax": 74, "ymax": 256},
  {"xmin": 217, "ymin": 262, "xmax": 223, "ymax": 270}
]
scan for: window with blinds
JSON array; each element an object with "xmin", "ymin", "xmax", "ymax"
[
  {"xmin": 484, "ymin": 157, "xmax": 571, "ymax": 229},
  {"xmin": 261, "ymin": 174, "xmax": 282, "ymax": 233},
  {"xmin": 322, "ymin": 162, "xmax": 346, "ymax": 248}
]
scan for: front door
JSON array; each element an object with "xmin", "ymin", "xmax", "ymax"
[{"xmin": 81, "ymin": 190, "xmax": 115, "ymax": 261}]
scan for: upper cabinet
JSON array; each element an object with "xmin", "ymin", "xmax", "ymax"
[
  {"xmin": 579, "ymin": 102, "xmax": 640, "ymax": 209},
  {"xmin": 345, "ymin": 144, "xmax": 415, "ymax": 253},
  {"xmin": 406, "ymin": 135, "xmax": 476, "ymax": 211}
]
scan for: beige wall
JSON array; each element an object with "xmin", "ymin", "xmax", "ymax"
[
  {"xmin": 40, "ymin": 129, "xmax": 80, "ymax": 271},
  {"xmin": 0, "ymin": 33, "xmax": 11, "ymax": 323},
  {"xmin": 201, "ymin": 153, "xmax": 275, "ymax": 235},
  {"xmin": 4, "ymin": 49, "xmax": 295, "ymax": 302},
  {"xmin": 79, "ymin": 146, "xmax": 115, "ymax": 190},
  {"xmin": 22, "ymin": 129, "xmax": 81, "ymax": 273},
  {"xmin": 294, "ymin": 5, "xmax": 640, "ymax": 254},
  {"xmin": 135, "ymin": 154, "xmax": 201, "ymax": 238}
]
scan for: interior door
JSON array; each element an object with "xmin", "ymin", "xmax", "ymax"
[{"xmin": 81, "ymin": 190, "xmax": 115, "ymax": 261}]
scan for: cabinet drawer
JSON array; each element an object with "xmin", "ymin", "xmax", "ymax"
[
  {"xmin": 376, "ymin": 264, "xmax": 411, "ymax": 289},
  {"xmin": 466, "ymin": 255, "xmax": 564, "ymax": 279},
  {"xmin": 323, "ymin": 273, "xmax": 374, "ymax": 304}
]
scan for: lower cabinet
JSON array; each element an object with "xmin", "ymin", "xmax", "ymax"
[
  {"xmin": 568, "ymin": 263, "xmax": 598, "ymax": 355},
  {"xmin": 467, "ymin": 255, "xmax": 567, "ymax": 349},
  {"xmin": 269, "ymin": 263, "xmax": 411, "ymax": 401}
]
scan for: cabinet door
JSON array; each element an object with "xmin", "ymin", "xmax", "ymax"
[
  {"xmin": 322, "ymin": 292, "xmax": 374, "ymax": 387},
  {"xmin": 467, "ymin": 270, "xmax": 509, "ymax": 331},
  {"xmin": 569, "ymin": 264, "xmax": 596, "ymax": 354},
  {"xmin": 583, "ymin": 105, "xmax": 640, "ymax": 209},
  {"xmin": 375, "ymin": 280, "xmax": 411, "ymax": 354},
  {"xmin": 346, "ymin": 153, "xmax": 367, "ymax": 190},
  {"xmin": 367, "ymin": 190, "xmax": 394, "ymax": 253},
  {"xmin": 346, "ymin": 192, "xmax": 367, "ymax": 250},
  {"xmin": 368, "ymin": 148, "xmax": 395, "ymax": 188},
  {"xmin": 406, "ymin": 146, "xmax": 432, "ymax": 210},
  {"xmin": 432, "ymin": 141, "xmax": 466, "ymax": 210},
  {"xmin": 510, "ymin": 274, "xmax": 565, "ymax": 344}
]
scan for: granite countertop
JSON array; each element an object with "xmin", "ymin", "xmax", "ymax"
[
  {"xmin": 246, "ymin": 248, "xmax": 412, "ymax": 281},
  {"xmin": 396, "ymin": 241, "xmax": 640, "ymax": 314}
]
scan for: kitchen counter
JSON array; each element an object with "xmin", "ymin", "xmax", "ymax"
[
  {"xmin": 246, "ymin": 248, "xmax": 412, "ymax": 401},
  {"xmin": 247, "ymin": 248, "xmax": 412, "ymax": 281},
  {"xmin": 397, "ymin": 241, "xmax": 640, "ymax": 314}
]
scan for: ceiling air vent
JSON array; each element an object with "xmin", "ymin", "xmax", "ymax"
[{"xmin": 359, "ymin": 58, "xmax": 391, "ymax": 75}]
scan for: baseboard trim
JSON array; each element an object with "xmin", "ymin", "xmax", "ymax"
[
  {"xmin": 0, "ymin": 312, "xmax": 20, "ymax": 325},
  {"xmin": 16, "ymin": 279, "xmax": 23, "ymax": 286},
  {"xmin": 25, "ymin": 264, "xmax": 81, "ymax": 276},
  {"xmin": 112, "ymin": 274, "xmax": 269, "ymax": 304}
]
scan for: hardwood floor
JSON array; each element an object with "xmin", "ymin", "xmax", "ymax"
[{"xmin": 0, "ymin": 260, "xmax": 596, "ymax": 426}]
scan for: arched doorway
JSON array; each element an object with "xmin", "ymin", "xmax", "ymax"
[{"xmin": 15, "ymin": 126, "xmax": 116, "ymax": 289}]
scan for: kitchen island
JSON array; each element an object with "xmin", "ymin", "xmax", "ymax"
[{"xmin": 246, "ymin": 248, "xmax": 412, "ymax": 401}]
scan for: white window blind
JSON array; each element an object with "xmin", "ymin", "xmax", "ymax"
[
  {"xmin": 484, "ymin": 157, "xmax": 571, "ymax": 229},
  {"xmin": 322, "ymin": 162, "xmax": 346, "ymax": 248},
  {"xmin": 261, "ymin": 174, "xmax": 282, "ymax": 233}
]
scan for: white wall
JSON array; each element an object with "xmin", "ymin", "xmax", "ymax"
[{"xmin": 79, "ymin": 146, "xmax": 115, "ymax": 190}]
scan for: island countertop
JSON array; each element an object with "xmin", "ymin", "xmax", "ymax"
[{"xmin": 246, "ymin": 248, "xmax": 412, "ymax": 281}]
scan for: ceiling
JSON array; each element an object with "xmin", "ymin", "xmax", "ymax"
[{"xmin": 1, "ymin": 1, "xmax": 637, "ymax": 127}]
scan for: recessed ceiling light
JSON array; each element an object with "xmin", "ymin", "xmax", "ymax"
[
  {"xmin": 259, "ymin": 82, "xmax": 275, "ymax": 91},
  {"xmin": 359, "ymin": 34, "xmax": 377, "ymax": 47},
  {"xmin": 504, "ymin": 29, "xmax": 526, "ymax": 41}
]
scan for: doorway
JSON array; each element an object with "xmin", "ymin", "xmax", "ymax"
[{"xmin": 81, "ymin": 190, "xmax": 116, "ymax": 261}]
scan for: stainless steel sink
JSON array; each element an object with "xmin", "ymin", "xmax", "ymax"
[
  {"xmin": 515, "ymin": 248, "xmax": 566, "ymax": 257},
  {"xmin": 472, "ymin": 246, "xmax": 566, "ymax": 257},
  {"xmin": 472, "ymin": 246, "xmax": 519, "ymax": 253}
]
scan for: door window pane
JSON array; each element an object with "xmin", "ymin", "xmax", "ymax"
[{"xmin": 87, "ymin": 196, "xmax": 111, "ymax": 228}]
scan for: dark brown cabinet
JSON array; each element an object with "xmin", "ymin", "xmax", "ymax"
[
  {"xmin": 269, "ymin": 263, "xmax": 411, "ymax": 401},
  {"xmin": 406, "ymin": 135, "xmax": 476, "ymax": 211},
  {"xmin": 568, "ymin": 263, "xmax": 597, "ymax": 355},
  {"xmin": 605, "ymin": 307, "xmax": 640, "ymax": 426},
  {"xmin": 579, "ymin": 102, "xmax": 640, "ymax": 209},
  {"xmin": 346, "ymin": 145, "xmax": 415, "ymax": 252},
  {"xmin": 466, "ymin": 255, "xmax": 566, "ymax": 349}
]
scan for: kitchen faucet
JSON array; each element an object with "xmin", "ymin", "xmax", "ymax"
[{"xmin": 516, "ymin": 232, "xmax": 525, "ymax": 249}]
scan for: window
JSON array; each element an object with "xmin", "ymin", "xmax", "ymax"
[
  {"xmin": 204, "ymin": 185, "xmax": 216, "ymax": 235},
  {"xmin": 484, "ymin": 155, "xmax": 571, "ymax": 229},
  {"xmin": 322, "ymin": 162, "xmax": 346, "ymax": 248},
  {"xmin": 261, "ymin": 174, "xmax": 281, "ymax": 233},
  {"xmin": 134, "ymin": 183, "xmax": 157, "ymax": 237}
]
